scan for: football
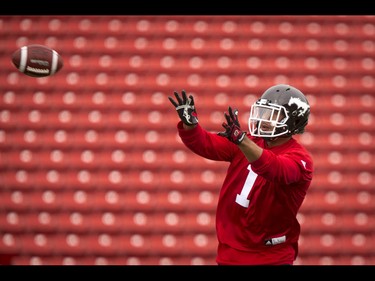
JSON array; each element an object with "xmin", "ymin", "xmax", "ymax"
[{"xmin": 11, "ymin": 44, "xmax": 63, "ymax": 78}]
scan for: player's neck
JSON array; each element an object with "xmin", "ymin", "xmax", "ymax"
[{"xmin": 265, "ymin": 136, "xmax": 292, "ymax": 148}]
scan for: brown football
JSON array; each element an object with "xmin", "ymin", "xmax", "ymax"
[{"xmin": 11, "ymin": 44, "xmax": 63, "ymax": 78}]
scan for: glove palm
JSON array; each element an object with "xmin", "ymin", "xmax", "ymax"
[{"xmin": 168, "ymin": 90, "xmax": 198, "ymax": 126}]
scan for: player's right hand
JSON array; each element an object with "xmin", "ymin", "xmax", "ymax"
[{"xmin": 168, "ymin": 90, "xmax": 199, "ymax": 126}]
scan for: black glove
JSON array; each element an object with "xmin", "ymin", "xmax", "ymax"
[
  {"xmin": 168, "ymin": 90, "xmax": 198, "ymax": 126},
  {"xmin": 218, "ymin": 106, "xmax": 246, "ymax": 144}
]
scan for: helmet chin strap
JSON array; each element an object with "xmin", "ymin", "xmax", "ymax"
[{"xmin": 262, "ymin": 133, "xmax": 290, "ymax": 142}]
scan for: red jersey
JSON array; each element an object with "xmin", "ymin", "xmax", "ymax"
[{"xmin": 177, "ymin": 121, "xmax": 313, "ymax": 265}]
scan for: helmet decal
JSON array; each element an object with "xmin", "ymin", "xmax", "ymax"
[{"xmin": 288, "ymin": 97, "xmax": 310, "ymax": 117}]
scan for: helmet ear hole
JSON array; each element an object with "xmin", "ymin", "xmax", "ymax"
[{"xmin": 293, "ymin": 119, "xmax": 308, "ymax": 134}]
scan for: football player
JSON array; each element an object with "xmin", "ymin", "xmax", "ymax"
[{"xmin": 169, "ymin": 84, "xmax": 313, "ymax": 265}]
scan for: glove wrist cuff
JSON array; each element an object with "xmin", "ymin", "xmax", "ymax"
[{"xmin": 233, "ymin": 130, "xmax": 246, "ymax": 144}]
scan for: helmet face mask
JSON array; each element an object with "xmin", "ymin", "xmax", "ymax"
[
  {"xmin": 249, "ymin": 100, "xmax": 289, "ymax": 138},
  {"xmin": 248, "ymin": 84, "xmax": 310, "ymax": 139}
]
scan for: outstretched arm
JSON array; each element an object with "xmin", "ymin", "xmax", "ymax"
[
  {"xmin": 218, "ymin": 106, "xmax": 263, "ymax": 163},
  {"xmin": 237, "ymin": 136, "xmax": 263, "ymax": 163}
]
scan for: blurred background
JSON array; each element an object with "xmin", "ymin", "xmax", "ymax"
[{"xmin": 0, "ymin": 15, "xmax": 374, "ymax": 265}]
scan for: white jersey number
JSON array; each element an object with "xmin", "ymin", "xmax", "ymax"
[{"xmin": 235, "ymin": 164, "xmax": 257, "ymax": 208}]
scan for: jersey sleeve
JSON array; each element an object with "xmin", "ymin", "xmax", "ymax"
[
  {"xmin": 250, "ymin": 144, "xmax": 313, "ymax": 185},
  {"xmin": 177, "ymin": 121, "xmax": 237, "ymax": 162}
]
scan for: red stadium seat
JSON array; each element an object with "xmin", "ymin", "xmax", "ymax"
[
  {"xmin": 22, "ymin": 211, "xmax": 60, "ymax": 233},
  {"xmin": 0, "ymin": 211, "xmax": 26, "ymax": 233},
  {"xmin": 86, "ymin": 212, "xmax": 124, "ymax": 234},
  {"xmin": 0, "ymin": 233, "xmax": 23, "ymax": 255},
  {"xmin": 179, "ymin": 233, "xmax": 218, "ymax": 256},
  {"xmin": 16, "ymin": 233, "xmax": 56, "ymax": 255},
  {"xmin": 0, "ymin": 190, "xmax": 31, "ymax": 211}
]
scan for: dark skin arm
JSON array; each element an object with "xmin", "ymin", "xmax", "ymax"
[{"xmin": 237, "ymin": 136, "xmax": 263, "ymax": 163}]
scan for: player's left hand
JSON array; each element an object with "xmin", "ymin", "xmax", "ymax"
[{"xmin": 218, "ymin": 106, "xmax": 246, "ymax": 144}]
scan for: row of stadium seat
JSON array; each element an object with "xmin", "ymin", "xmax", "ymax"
[
  {"xmin": 1, "ymin": 16, "xmax": 374, "ymax": 40},
  {"xmin": 1, "ymin": 149, "xmax": 373, "ymax": 171},
  {"xmin": 1, "ymin": 210, "xmax": 373, "ymax": 235},
  {"xmin": 1, "ymin": 231, "xmax": 374, "ymax": 261},
  {"xmin": 0, "ymin": 188, "xmax": 373, "ymax": 214}
]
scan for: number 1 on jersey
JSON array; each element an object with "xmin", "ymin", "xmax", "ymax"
[{"xmin": 235, "ymin": 164, "xmax": 258, "ymax": 208}]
